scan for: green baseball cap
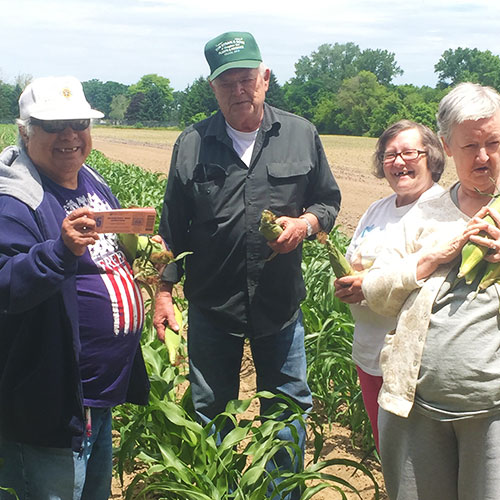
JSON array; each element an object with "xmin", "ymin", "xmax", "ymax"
[{"xmin": 205, "ymin": 31, "xmax": 262, "ymax": 81}]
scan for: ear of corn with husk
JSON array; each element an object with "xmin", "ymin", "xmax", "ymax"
[
  {"xmin": 118, "ymin": 233, "xmax": 191, "ymax": 361},
  {"xmin": 259, "ymin": 209, "xmax": 283, "ymax": 241},
  {"xmin": 118, "ymin": 233, "xmax": 191, "ymax": 298},
  {"xmin": 458, "ymin": 194, "xmax": 500, "ymax": 279},
  {"xmin": 316, "ymin": 231, "xmax": 353, "ymax": 278},
  {"xmin": 457, "ymin": 193, "xmax": 500, "ymax": 295},
  {"xmin": 164, "ymin": 304, "xmax": 183, "ymax": 365}
]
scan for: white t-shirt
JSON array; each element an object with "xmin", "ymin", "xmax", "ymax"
[
  {"xmin": 226, "ymin": 122, "xmax": 259, "ymax": 167},
  {"xmin": 347, "ymin": 183, "xmax": 444, "ymax": 376}
]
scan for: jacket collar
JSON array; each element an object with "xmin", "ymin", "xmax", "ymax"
[
  {"xmin": 0, "ymin": 145, "xmax": 44, "ymax": 210},
  {"xmin": 206, "ymin": 103, "xmax": 281, "ymax": 143}
]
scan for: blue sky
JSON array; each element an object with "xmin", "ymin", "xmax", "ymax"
[{"xmin": 2, "ymin": 0, "xmax": 499, "ymax": 90}]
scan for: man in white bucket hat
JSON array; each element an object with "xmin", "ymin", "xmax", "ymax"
[{"xmin": 0, "ymin": 76, "xmax": 150, "ymax": 500}]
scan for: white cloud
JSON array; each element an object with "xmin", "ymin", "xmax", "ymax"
[{"xmin": 2, "ymin": 0, "xmax": 500, "ymax": 90}]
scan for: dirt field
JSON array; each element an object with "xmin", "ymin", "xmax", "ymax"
[
  {"xmin": 92, "ymin": 128, "xmax": 457, "ymax": 237},
  {"xmin": 92, "ymin": 127, "xmax": 458, "ymax": 499}
]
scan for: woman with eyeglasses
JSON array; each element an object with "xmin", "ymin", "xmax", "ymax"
[
  {"xmin": 334, "ymin": 120, "xmax": 445, "ymax": 451},
  {"xmin": 358, "ymin": 83, "xmax": 500, "ymax": 499}
]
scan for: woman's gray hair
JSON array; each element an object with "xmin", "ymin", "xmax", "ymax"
[
  {"xmin": 437, "ymin": 82, "xmax": 500, "ymax": 143},
  {"xmin": 373, "ymin": 119, "xmax": 446, "ymax": 183}
]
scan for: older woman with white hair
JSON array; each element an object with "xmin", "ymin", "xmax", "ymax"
[{"xmin": 362, "ymin": 82, "xmax": 500, "ymax": 500}]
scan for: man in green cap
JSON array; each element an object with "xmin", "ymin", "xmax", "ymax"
[{"xmin": 154, "ymin": 31, "xmax": 341, "ymax": 499}]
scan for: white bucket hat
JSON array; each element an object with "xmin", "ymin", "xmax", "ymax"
[{"xmin": 19, "ymin": 76, "xmax": 104, "ymax": 120}]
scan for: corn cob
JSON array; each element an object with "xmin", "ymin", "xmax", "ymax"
[
  {"xmin": 118, "ymin": 233, "xmax": 139, "ymax": 262},
  {"xmin": 259, "ymin": 210, "xmax": 283, "ymax": 241},
  {"xmin": 317, "ymin": 231, "xmax": 353, "ymax": 278},
  {"xmin": 477, "ymin": 261, "xmax": 500, "ymax": 291},
  {"xmin": 458, "ymin": 195, "xmax": 500, "ymax": 278},
  {"xmin": 464, "ymin": 258, "xmax": 486, "ymax": 285},
  {"xmin": 164, "ymin": 304, "xmax": 183, "ymax": 364}
]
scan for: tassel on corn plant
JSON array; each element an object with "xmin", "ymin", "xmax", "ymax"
[{"xmin": 316, "ymin": 231, "xmax": 353, "ymax": 278}]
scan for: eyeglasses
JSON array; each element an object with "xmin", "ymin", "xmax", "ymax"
[
  {"xmin": 382, "ymin": 149, "xmax": 427, "ymax": 164},
  {"xmin": 30, "ymin": 118, "xmax": 91, "ymax": 134},
  {"xmin": 214, "ymin": 77, "xmax": 257, "ymax": 91}
]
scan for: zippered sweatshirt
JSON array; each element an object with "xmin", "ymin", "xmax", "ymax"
[{"xmin": 0, "ymin": 146, "xmax": 149, "ymax": 451}]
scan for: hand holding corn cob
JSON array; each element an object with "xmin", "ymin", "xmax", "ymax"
[
  {"xmin": 120, "ymin": 233, "xmax": 191, "ymax": 363},
  {"xmin": 458, "ymin": 195, "xmax": 500, "ymax": 278},
  {"xmin": 316, "ymin": 231, "xmax": 353, "ymax": 278},
  {"xmin": 259, "ymin": 209, "xmax": 284, "ymax": 241},
  {"xmin": 457, "ymin": 200, "xmax": 500, "ymax": 294},
  {"xmin": 260, "ymin": 209, "xmax": 317, "ymax": 256}
]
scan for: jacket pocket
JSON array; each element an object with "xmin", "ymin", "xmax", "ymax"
[
  {"xmin": 191, "ymin": 164, "xmax": 229, "ymax": 223},
  {"xmin": 267, "ymin": 162, "xmax": 312, "ymax": 216}
]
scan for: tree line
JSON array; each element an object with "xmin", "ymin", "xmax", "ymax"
[{"xmin": 1, "ymin": 44, "xmax": 500, "ymax": 137}]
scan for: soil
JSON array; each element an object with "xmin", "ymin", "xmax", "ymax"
[
  {"xmin": 91, "ymin": 136, "xmax": 393, "ymax": 238},
  {"xmin": 93, "ymin": 134, "xmax": 396, "ymax": 499}
]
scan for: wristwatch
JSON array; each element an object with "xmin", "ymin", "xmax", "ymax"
[{"xmin": 300, "ymin": 216, "xmax": 313, "ymax": 237}]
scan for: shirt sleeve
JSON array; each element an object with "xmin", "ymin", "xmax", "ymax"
[
  {"xmin": 303, "ymin": 130, "xmax": 341, "ymax": 233},
  {"xmin": 0, "ymin": 199, "xmax": 78, "ymax": 314},
  {"xmin": 158, "ymin": 141, "xmax": 190, "ymax": 284}
]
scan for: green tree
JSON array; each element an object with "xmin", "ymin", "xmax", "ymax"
[
  {"xmin": 127, "ymin": 74, "xmax": 174, "ymax": 122},
  {"xmin": 434, "ymin": 47, "xmax": 500, "ymax": 89},
  {"xmin": 293, "ymin": 42, "xmax": 402, "ymax": 90},
  {"xmin": 125, "ymin": 93, "xmax": 146, "ymax": 123},
  {"xmin": 82, "ymin": 79, "xmax": 128, "ymax": 117},
  {"xmin": 335, "ymin": 71, "xmax": 388, "ymax": 136},
  {"xmin": 178, "ymin": 76, "xmax": 217, "ymax": 126},
  {"xmin": 357, "ymin": 49, "xmax": 403, "ymax": 86},
  {"xmin": 368, "ymin": 92, "xmax": 408, "ymax": 137},
  {"xmin": 293, "ymin": 42, "xmax": 361, "ymax": 92},
  {"xmin": 286, "ymin": 42, "xmax": 402, "ymax": 122},
  {"xmin": 0, "ymin": 81, "xmax": 16, "ymax": 122},
  {"xmin": 283, "ymin": 79, "xmax": 324, "ymax": 121},
  {"xmin": 266, "ymin": 72, "xmax": 286, "ymax": 110},
  {"xmin": 108, "ymin": 94, "xmax": 130, "ymax": 122},
  {"xmin": 312, "ymin": 92, "xmax": 339, "ymax": 134}
]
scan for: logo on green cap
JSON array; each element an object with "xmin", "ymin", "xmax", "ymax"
[{"xmin": 205, "ymin": 31, "xmax": 262, "ymax": 81}]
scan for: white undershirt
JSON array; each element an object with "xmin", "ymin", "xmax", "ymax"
[{"xmin": 225, "ymin": 122, "xmax": 259, "ymax": 167}]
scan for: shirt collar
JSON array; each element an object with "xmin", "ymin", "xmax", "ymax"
[{"xmin": 206, "ymin": 103, "xmax": 281, "ymax": 142}]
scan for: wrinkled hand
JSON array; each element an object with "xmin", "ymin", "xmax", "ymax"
[
  {"xmin": 268, "ymin": 216, "xmax": 308, "ymax": 254},
  {"xmin": 468, "ymin": 206, "xmax": 500, "ymax": 263},
  {"xmin": 416, "ymin": 208, "xmax": 495, "ymax": 279},
  {"xmin": 61, "ymin": 207, "xmax": 99, "ymax": 256},
  {"xmin": 153, "ymin": 282, "xmax": 179, "ymax": 342},
  {"xmin": 334, "ymin": 273, "xmax": 365, "ymax": 304}
]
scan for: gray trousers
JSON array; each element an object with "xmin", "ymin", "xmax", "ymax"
[{"xmin": 379, "ymin": 407, "xmax": 500, "ymax": 500}]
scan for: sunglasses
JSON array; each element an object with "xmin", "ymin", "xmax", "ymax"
[{"xmin": 30, "ymin": 118, "xmax": 91, "ymax": 134}]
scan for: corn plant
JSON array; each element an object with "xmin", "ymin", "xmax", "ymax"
[
  {"xmin": 0, "ymin": 124, "xmax": 17, "ymax": 150},
  {"xmin": 114, "ymin": 309, "xmax": 379, "ymax": 500},
  {"xmin": 302, "ymin": 231, "xmax": 374, "ymax": 451},
  {"xmin": 86, "ymin": 150, "xmax": 167, "ymax": 220}
]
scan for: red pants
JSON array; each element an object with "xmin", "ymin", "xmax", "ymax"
[{"xmin": 356, "ymin": 365, "xmax": 383, "ymax": 451}]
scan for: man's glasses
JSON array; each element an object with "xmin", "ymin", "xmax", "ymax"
[
  {"xmin": 214, "ymin": 77, "xmax": 257, "ymax": 91},
  {"xmin": 30, "ymin": 118, "xmax": 91, "ymax": 134},
  {"xmin": 382, "ymin": 149, "xmax": 427, "ymax": 164}
]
